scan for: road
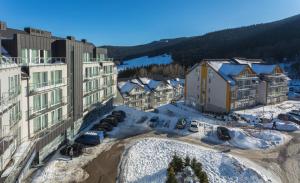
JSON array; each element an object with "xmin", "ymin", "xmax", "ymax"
[{"xmin": 81, "ymin": 131, "xmax": 300, "ymax": 183}]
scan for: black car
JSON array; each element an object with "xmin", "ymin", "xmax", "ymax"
[
  {"xmin": 150, "ymin": 116, "xmax": 159, "ymax": 122},
  {"xmin": 112, "ymin": 110, "xmax": 126, "ymax": 118},
  {"xmin": 97, "ymin": 123, "xmax": 114, "ymax": 131},
  {"xmin": 60, "ymin": 143, "xmax": 84, "ymax": 157},
  {"xmin": 176, "ymin": 118, "xmax": 187, "ymax": 129},
  {"xmin": 111, "ymin": 113, "xmax": 124, "ymax": 122},
  {"xmin": 75, "ymin": 133, "xmax": 103, "ymax": 146},
  {"xmin": 217, "ymin": 127, "xmax": 231, "ymax": 141}
]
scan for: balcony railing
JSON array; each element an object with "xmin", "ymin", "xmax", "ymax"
[
  {"xmin": 89, "ymin": 58, "xmax": 114, "ymax": 62},
  {"xmin": 83, "ymin": 73, "xmax": 102, "ymax": 81},
  {"xmin": 28, "ymin": 97, "xmax": 68, "ymax": 119},
  {"xmin": 9, "ymin": 112, "xmax": 22, "ymax": 129},
  {"xmin": 28, "ymin": 78, "xmax": 68, "ymax": 95},
  {"xmin": 0, "ymin": 57, "xmax": 66, "ymax": 67},
  {"xmin": 33, "ymin": 113, "xmax": 71, "ymax": 139},
  {"xmin": 269, "ymin": 81, "xmax": 288, "ymax": 87},
  {"xmin": 103, "ymin": 80, "xmax": 116, "ymax": 87},
  {"xmin": 83, "ymin": 86, "xmax": 103, "ymax": 96},
  {"xmin": 0, "ymin": 86, "xmax": 21, "ymax": 107}
]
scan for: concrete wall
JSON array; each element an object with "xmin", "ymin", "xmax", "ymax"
[
  {"xmin": 205, "ymin": 66, "xmax": 228, "ymax": 113},
  {"xmin": 185, "ymin": 65, "xmax": 201, "ymax": 109}
]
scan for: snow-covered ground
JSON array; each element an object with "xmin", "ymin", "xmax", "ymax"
[
  {"xmin": 32, "ymin": 140, "xmax": 115, "ymax": 183},
  {"xmin": 111, "ymin": 104, "xmax": 290, "ymax": 149},
  {"xmin": 119, "ymin": 138, "xmax": 280, "ymax": 183},
  {"xmin": 235, "ymin": 100, "xmax": 300, "ymax": 121},
  {"xmin": 117, "ymin": 54, "xmax": 172, "ymax": 71}
]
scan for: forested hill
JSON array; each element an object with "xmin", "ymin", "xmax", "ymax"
[{"xmin": 102, "ymin": 14, "xmax": 300, "ymax": 66}]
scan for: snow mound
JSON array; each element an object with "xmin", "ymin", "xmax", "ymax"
[
  {"xmin": 263, "ymin": 120, "xmax": 300, "ymax": 132},
  {"xmin": 32, "ymin": 160, "xmax": 88, "ymax": 183},
  {"xmin": 204, "ymin": 127, "xmax": 288, "ymax": 149},
  {"xmin": 120, "ymin": 138, "xmax": 277, "ymax": 183}
]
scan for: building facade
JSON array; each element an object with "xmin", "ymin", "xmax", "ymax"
[
  {"xmin": 117, "ymin": 78, "xmax": 184, "ymax": 111},
  {"xmin": 0, "ymin": 21, "xmax": 117, "ymax": 175},
  {"xmin": 185, "ymin": 58, "xmax": 288, "ymax": 113}
]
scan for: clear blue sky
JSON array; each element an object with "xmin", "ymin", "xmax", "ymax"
[{"xmin": 0, "ymin": 0, "xmax": 300, "ymax": 46}]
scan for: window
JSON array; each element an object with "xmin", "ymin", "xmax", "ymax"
[
  {"xmin": 83, "ymin": 52, "xmax": 90, "ymax": 62},
  {"xmin": 21, "ymin": 49, "xmax": 29, "ymax": 64},
  {"xmin": 33, "ymin": 93, "xmax": 48, "ymax": 111},
  {"xmin": 51, "ymin": 70, "xmax": 62, "ymax": 85},
  {"xmin": 32, "ymin": 72, "xmax": 48, "ymax": 89},
  {"xmin": 30, "ymin": 49, "xmax": 39, "ymax": 63},
  {"xmin": 51, "ymin": 88, "xmax": 62, "ymax": 105},
  {"xmin": 9, "ymin": 102, "xmax": 21, "ymax": 126},
  {"xmin": 8, "ymin": 75, "xmax": 20, "ymax": 96},
  {"xmin": 51, "ymin": 108, "xmax": 62, "ymax": 125},
  {"xmin": 33, "ymin": 114, "xmax": 48, "ymax": 133}
]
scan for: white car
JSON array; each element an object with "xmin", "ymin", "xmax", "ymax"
[{"xmin": 189, "ymin": 121, "xmax": 199, "ymax": 132}]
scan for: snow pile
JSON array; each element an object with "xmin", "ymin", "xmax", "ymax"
[
  {"xmin": 203, "ymin": 127, "xmax": 288, "ymax": 149},
  {"xmin": 235, "ymin": 101, "xmax": 300, "ymax": 122},
  {"xmin": 118, "ymin": 54, "xmax": 172, "ymax": 71},
  {"xmin": 120, "ymin": 138, "xmax": 278, "ymax": 183},
  {"xmin": 32, "ymin": 140, "xmax": 115, "ymax": 183},
  {"xmin": 263, "ymin": 120, "xmax": 300, "ymax": 132}
]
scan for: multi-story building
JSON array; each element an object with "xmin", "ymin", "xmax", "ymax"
[
  {"xmin": 167, "ymin": 78, "xmax": 185, "ymax": 100},
  {"xmin": 185, "ymin": 58, "xmax": 288, "ymax": 113},
  {"xmin": 117, "ymin": 79, "xmax": 151, "ymax": 110},
  {"xmin": 0, "ymin": 21, "xmax": 117, "ymax": 176},
  {"xmin": 252, "ymin": 64, "xmax": 289, "ymax": 105},
  {"xmin": 0, "ymin": 53, "xmax": 22, "ymax": 171},
  {"xmin": 139, "ymin": 77, "xmax": 174, "ymax": 108},
  {"xmin": 117, "ymin": 77, "xmax": 182, "ymax": 111}
]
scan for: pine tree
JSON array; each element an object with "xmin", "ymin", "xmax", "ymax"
[
  {"xmin": 185, "ymin": 156, "xmax": 190, "ymax": 167},
  {"xmin": 166, "ymin": 166, "xmax": 178, "ymax": 183}
]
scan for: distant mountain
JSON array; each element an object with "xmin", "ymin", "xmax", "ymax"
[{"xmin": 102, "ymin": 14, "xmax": 300, "ymax": 66}]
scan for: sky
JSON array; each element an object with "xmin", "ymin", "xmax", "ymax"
[{"xmin": 0, "ymin": 0, "xmax": 300, "ymax": 46}]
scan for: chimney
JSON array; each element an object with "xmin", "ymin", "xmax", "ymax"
[
  {"xmin": 67, "ymin": 36, "xmax": 75, "ymax": 41},
  {"xmin": 0, "ymin": 21, "xmax": 7, "ymax": 30}
]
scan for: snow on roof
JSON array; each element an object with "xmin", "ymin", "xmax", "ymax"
[
  {"xmin": 219, "ymin": 64, "xmax": 248, "ymax": 76},
  {"xmin": 251, "ymin": 64, "xmax": 277, "ymax": 75},
  {"xmin": 208, "ymin": 61, "xmax": 247, "ymax": 85},
  {"xmin": 168, "ymin": 78, "xmax": 184, "ymax": 88},
  {"xmin": 139, "ymin": 77, "xmax": 151, "ymax": 85},
  {"xmin": 119, "ymin": 81, "xmax": 140, "ymax": 94},
  {"xmin": 232, "ymin": 58, "xmax": 262, "ymax": 66}
]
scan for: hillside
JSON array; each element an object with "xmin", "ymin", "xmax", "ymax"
[{"xmin": 102, "ymin": 14, "xmax": 300, "ymax": 67}]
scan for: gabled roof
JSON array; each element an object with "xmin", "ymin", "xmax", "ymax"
[
  {"xmin": 207, "ymin": 60, "xmax": 250, "ymax": 85},
  {"xmin": 232, "ymin": 58, "xmax": 263, "ymax": 66},
  {"xmin": 251, "ymin": 64, "xmax": 278, "ymax": 75}
]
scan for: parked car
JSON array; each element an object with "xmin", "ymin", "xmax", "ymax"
[
  {"xmin": 150, "ymin": 116, "xmax": 159, "ymax": 122},
  {"xmin": 102, "ymin": 117, "xmax": 118, "ymax": 126},
  {"xmin": 112, "ymin": 110, "xmax": 126, "ymax": 118},
  {"xmin": 109, "ymin": 113, "xmax": 124, "ymax": 122},
  {"xmin": 189, "ymin": 121, "xmax": 199, "ymax": 132},
  {"xmin": 289, "ymin": 110, "xmax": 300, "ymax": 117},
  {"xmin": 97, "ymin": 123, "xmax": 113, "ymax": 131},
  {"xmin": 217, "ymin": 127, "xmax": 231, "ymax": 141},
  {"xmin": 75, "ymin": 131, "xmax": 104, "ymax": 146},
  {"xmin": 176, "ymin": 118, "xmax": 187, "ymax": 129},
  {"xmin": 60, "ymin": 143, "xmax": 84, "ymax": 157},
  {"xmin": 278, "ymin": 113, "xmax": 300, "ymax": 124}
]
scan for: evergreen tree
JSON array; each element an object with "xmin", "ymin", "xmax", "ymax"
[
  {"xmin": 185, "ymin": 156, "xmax": 190, "ymax": 167},
  {"xmin": 166, "ymin": 166, "xmax": 178, "ymax": 183}
]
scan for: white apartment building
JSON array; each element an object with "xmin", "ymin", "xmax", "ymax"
[
  {"xmin": 0, "ymin": 22, "xmax": 117, "ymax": 180},
  {"xmin": 117, "ymin": 77, "xmax": 184, "ymax": 111}
]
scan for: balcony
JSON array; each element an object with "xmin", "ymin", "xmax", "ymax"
[
  {"xmin": 28, "ymin": 96, "xmax": 68, "ymax": 120},
  {"xmin": 28, "ymin": 78, "xmax": 68, "ymax": 95},
  {"xmin": 83, "ymin": 86, "xmax": 103, "ymax": 97},
  {"xmin": 21, "ymin": 57, "xmax": 66, "ymax": 66},
  {"xmin": 103, "ymin": 80, "xmax": 116, "ymax": 87},
  {"xmin": 83, "ymin": 73, "xmax": 102, "ymax": 82},
  {"xmin": 0, "ymin": 57, "xmax": 20, "ymax": 69},
  {"xmin": 0, "ymin": 87, "xmax": 21, "ymax": 112},
  {"xmin": 269, "ymin": 81, "xmax": 288, "ymax": 87},
  {"xmin": 9, "ymin": 111, "xmax": 22, "ymax": 129},
  {"xmin": 87, "ymin": 58, "xmax": 114, "ymax": 62},
  {"xmin": 33, "ymin": 113, "xmax": 71, "ymax": 139}
]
